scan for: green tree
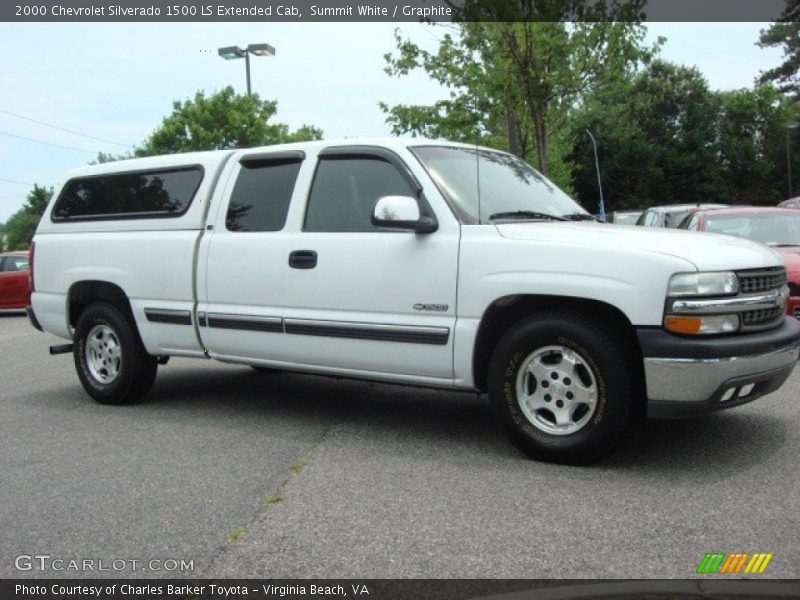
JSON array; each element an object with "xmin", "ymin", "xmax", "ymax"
[
  {"xmin": 716, "ymin": 85, "xmax": 797, "ymax": 205},
  {"xmin": 569, "ymin": 62, "xmax": 798, "ymax": 211},
  {"xmin": 3, "ymin": 185, "xmax": 53, "ymax": 250},
  {"xmin": 381, "ymin": 20, "xmax": 657, "ymax": 187},
  {"xmin": 757, "ymin": 1, "xmax": 800, "ymax": 97},
  {"xmin": 570, "ymin": 61, "xmax": 726, "ymax": 209},
  {"xmin": 135, "ymin": 86, "xmax": 322, "ymax": 156}
]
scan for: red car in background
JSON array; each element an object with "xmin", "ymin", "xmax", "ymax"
[
  {"xmin": 679, "ymin": 207, "xmax": 800, "ymax": 319},
  {"xmin": 0, "ymin": 251, "xmax": 31, "ymax": 309}
]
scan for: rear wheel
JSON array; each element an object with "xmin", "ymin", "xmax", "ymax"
[
  {"xmin": 73, "ymin": 302, "xmax": 157, "ymax": 404},
  {"xmin": 488, "ymin": 311, "xmax": 641, "ymax": 464}
]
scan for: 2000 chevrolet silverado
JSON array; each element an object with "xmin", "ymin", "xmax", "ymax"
[{"xmin": 27, "ymin": 138, "xmax": 800, "ymax": 463}]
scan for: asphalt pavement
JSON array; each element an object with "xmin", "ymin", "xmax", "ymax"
[{"xmin": 1, "ymin": 311, "xmax": 798, "ymax": 579}]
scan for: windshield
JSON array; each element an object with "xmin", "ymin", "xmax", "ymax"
[
  {"xmin": 704, "ymin": 212, "xmax": 800, "ymax": 246},
  {"xmin": 411, "ymin": 146, "xmax": 588, "ymax": 224}
]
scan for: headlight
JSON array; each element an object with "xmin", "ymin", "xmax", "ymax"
[{"xmin": 668, "ymin": 272, "xmax": 738, "ymax": 297}]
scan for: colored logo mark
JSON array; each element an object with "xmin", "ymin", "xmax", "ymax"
[{"xmin": 696, "ymin": 552, "xmax": 773, "ymax": 574}]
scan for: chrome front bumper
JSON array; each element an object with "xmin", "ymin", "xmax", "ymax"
[{"xmin": 639, "ymin": 318, "xmax": 800, "ymax": 418}]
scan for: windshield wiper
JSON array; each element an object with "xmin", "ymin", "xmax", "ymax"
[
  {"xmin": 562, "ymin": 213, "xmax": 598, "ymax": 222},
  {"xmin": 488, "ymin": 211, "xmax": 566, "ymax": 222}
]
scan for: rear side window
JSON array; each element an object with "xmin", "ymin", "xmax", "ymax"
[
  {"xmin": 226, "ymin": 159, "xmax": 302, "ymax": 232},
  {"xmin": 304, "ymin": 157, "xmax": 416, "ymax": 232},
  {"xmin": 52, "ymin": 167, "xmax": 203, "ymax": 221}
]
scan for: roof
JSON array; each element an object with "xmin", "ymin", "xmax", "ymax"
[{"xmin": 57, "ymin": 137, "xmax": 492, "ymax": 182}]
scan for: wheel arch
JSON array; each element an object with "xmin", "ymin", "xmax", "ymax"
[
  {"xmin": 67, "ymin": 280, "xmax": 134, "ymax": 330},
  {"xmin": 471, "ymin": 294, "xmax": 644, "ymax": 392}
]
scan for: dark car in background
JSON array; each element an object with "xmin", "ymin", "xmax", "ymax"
[
  {"xmin": 635, "ymin": 203, "xmax": 728, "ymax": 228},
  {"xmin": 678, "ymin": 207, "xmax": 800, "ymax": 319},
  {"xmin": 0, "ymin": 251, "xmax": 31, "ymax": 310}
]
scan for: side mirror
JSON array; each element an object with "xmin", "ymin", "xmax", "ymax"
[{"xmin": 372, "ymin": 196, "xmax": 437, "ymax": 233}]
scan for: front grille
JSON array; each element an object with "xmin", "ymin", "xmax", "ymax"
[
  {"xmin": 741, "ymin": 306, "xmax": 784, "ymax": 327},
  {"xmin": 738, "ymin": 268, "xmax": 787, "ymax": 294},
  {"xmin": 795, "ymin": 307, "xmax": 800, "ymax": 320},
  {"xmin": 735, "ymin": 268, "xmax": 787, "ymax": 331}
]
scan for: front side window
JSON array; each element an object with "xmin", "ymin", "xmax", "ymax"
[
  {"xmin": 53, "ymin": 167, "xmax": 203, "ymax": 220},
  {"xmin": 304, "ymin": 157, "xmax": 416, "ymax": 232},
  {"xmin": 226, "ymin": 159, "xmax": 302, "ymax": 232},
  {"xmin": 411, "ymin": 146, "xmax": 588, "ymax": 224}
]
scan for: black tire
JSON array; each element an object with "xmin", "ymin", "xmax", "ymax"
[
  {"xmin": 488, "ymin": 311, "xmax": 642, "ymax": 464},
  {"xmin": 73, "ymin": 302, "xmax": 158, "ymax": 405}
]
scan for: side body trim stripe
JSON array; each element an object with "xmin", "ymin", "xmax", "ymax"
[
  {"xmin": 144, "ymin": 308, "xmax": 192, "ymax": 326},
  {"xmin": 284, "ymin": 318, "xmax": 450, "ymax": 346},
  {"xmin": 205, "ymin": 313, "xmax": 283, "ymax": 333},
  {"xmin": 173, "ymin": 311, "xmax": 450, "ymax": 345}
]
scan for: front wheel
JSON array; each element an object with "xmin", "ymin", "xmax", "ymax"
[
  {"xmin": 488, "ymin": 311, "xmax": 642, "ymax": 464},
  {"xmin": 73, "ymin": 302, "xmax": 158, "ymax": 404}
]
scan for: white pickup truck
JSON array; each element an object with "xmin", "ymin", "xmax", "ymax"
[{"xmin": 27, "ymin": 138, "xmax": 800, "ymax": 463}]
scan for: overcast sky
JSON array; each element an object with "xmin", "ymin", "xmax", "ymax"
[{"xmin": 0, "ymin": 22, "xmax": 784, "ymax": 221}]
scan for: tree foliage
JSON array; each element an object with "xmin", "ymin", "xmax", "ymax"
[
  {"xmin": 757, "ymin": 0, "xmax": 800, "ymax": 97},
  {"xmin": 3, "ymin": 185, "xmax": 53, "ymax": 250},
  {"xmin": 569, "ymin": 62, "xmax": 797, "ymax": 210},
  {"xmin": 135, "ymin": 86, "xmax": 322, "ymax": 156},
  {"xmin": 382, "ymin": 20, "xmax": 658, "ymax": 187},
  {"xmin": 93, "ymin": 86, "xmax": 324, "ymax": 164}
]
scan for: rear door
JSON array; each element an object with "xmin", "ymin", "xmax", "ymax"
[{"xmin": 197, "ymin": 150, "xmax": 304, "ymax": 360}]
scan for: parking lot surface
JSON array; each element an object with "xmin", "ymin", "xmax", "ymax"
[{"xmin": 1, "ymin": 312, "xmax": 798, "ymax": 579}]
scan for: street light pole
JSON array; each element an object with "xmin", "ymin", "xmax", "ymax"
[
  {"xmin": 786, "ymin": 121, "xmax": 800, "ymax": 199},
  {"xmin": 245, "ymin": 50, "xmax": 251, "ymax": 96},
  {"xmin": 218, "ymin": 43, "xmax": 275, "ymax": 96},
  {"xmin": 585, "ymin": 129, "xmax": 605, "ymax": 221}
]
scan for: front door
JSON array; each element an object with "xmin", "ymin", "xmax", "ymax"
[{"xmin": 279, "ymin": 149, "xmax": 459, "ymax": 380}]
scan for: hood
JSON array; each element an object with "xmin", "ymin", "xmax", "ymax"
[
  {"xmin": 775, "ymin": 246, "xmax": 800, "ymax": 274},
  {"xmin": 495, "ymin": 222, "xmax": 784, "ymax": 272}
]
